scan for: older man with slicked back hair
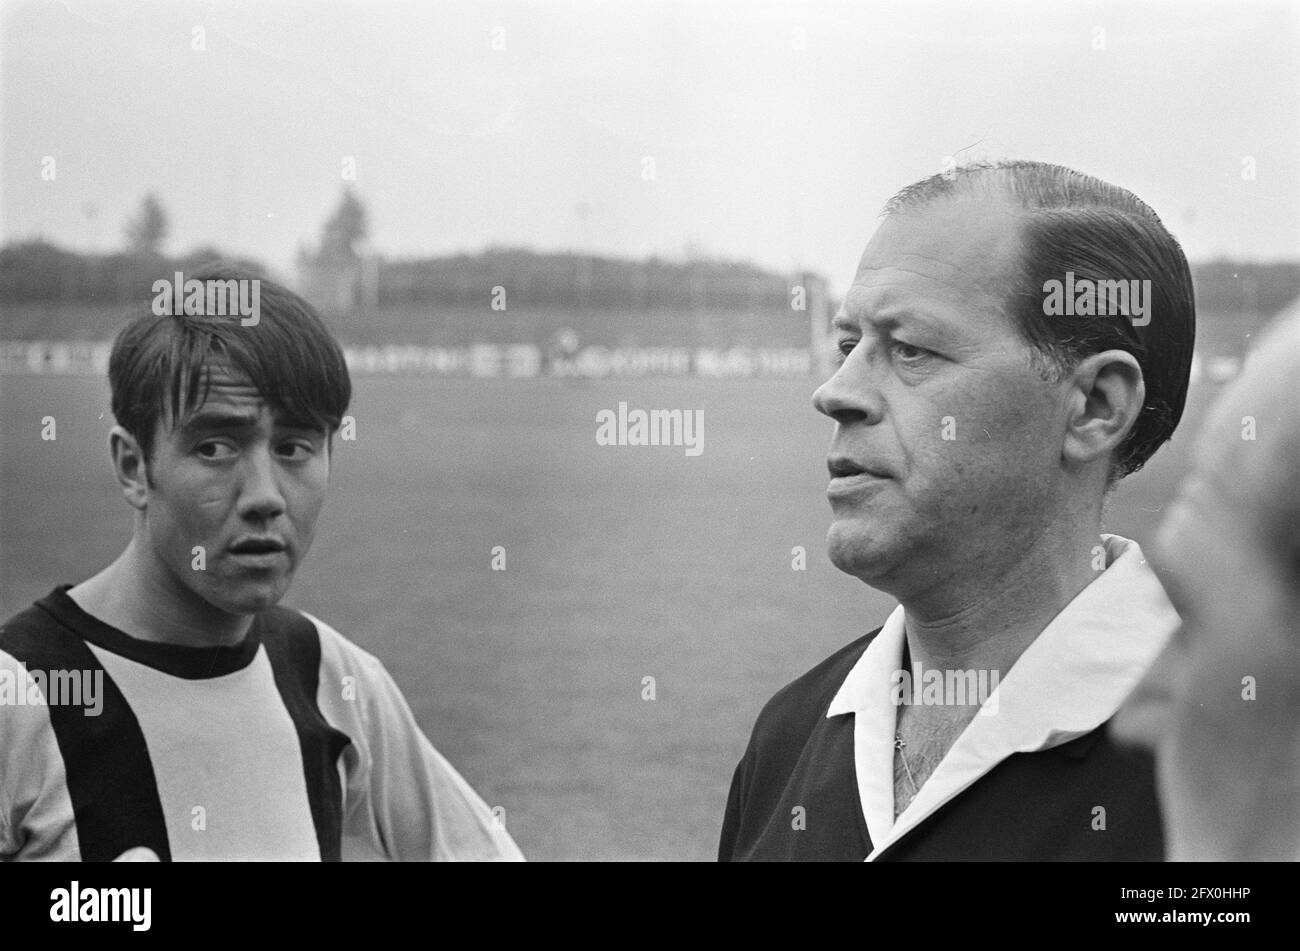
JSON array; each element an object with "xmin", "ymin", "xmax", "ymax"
[{"xmin": 720, "ymin": 162, "xmax": 1195, "ymax": 861}]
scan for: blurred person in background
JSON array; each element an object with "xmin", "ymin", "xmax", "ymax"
[{"xmin": 1113, "ymin": 299, "xmax": 1300, "ymax": 861}]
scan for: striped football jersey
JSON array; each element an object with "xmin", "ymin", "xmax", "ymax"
[{"xmin": 0, "ymin": 586, "xmax": 523, "ymax": 861}]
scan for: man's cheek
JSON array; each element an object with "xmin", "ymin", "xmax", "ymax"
[
  {"xmin": 163, "ymin": 505, "xmax": 227, "ymax": 574},
  {"xmin": 195, "ymin": 486, "xmax": 230, "ymax": 515},
  {"xmin": 289, "ymin": 486, "xmax": 329, "ymax": 552},
  {"xmin": 909, "ymin": 430, "xmax": 1009, "ymax": 512},
  {"xmin": 183, "ymin": 493, "xmax": 228, "ymax": 537},
  {"xmin": 934, "ymin": 381, "xmax": 1045, "ymax": 457}
]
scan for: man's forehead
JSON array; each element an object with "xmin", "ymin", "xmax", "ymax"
[
  {"xmin": 847, "ymin": 196, "xmax": 1024, "ymax": 314},
  {"xmin": 159, "ymin": 364, "xmax": 273, "ymax": 432},
  {"xmin": 180, "ymin": 364, "xmax": 264, "ymax": 409}
]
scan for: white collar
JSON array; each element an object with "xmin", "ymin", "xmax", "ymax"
[{"xmin": 825, "ymin": 533, "xmax": 1179, "ymax": 859}]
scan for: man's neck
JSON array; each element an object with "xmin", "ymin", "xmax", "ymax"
[
  {"xmin": 68, "ymin": 541, "xmax": 252, "ymax": 648},
  {"xmin": 899, "ymin": 522, "xmax": 1104, "ymax": 679}
]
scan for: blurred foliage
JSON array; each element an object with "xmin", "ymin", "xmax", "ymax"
[
  {"xmin": 317, "ymin": 188, "xmax": 367, "ymax": 260},
  {"xmin": 3, "ymin": 235, "xmax": 1296, "ymax": 322},
  {"xmin": 0, "ymin": 240, "xmax": 269, "ymax": 304},
  {"xmin": 370, "ymin": 247, "xmax": 795, "ymax": 310},
  {"xmin": 123, "ymin": 193, "xmax": 169, "ymax": 256}
]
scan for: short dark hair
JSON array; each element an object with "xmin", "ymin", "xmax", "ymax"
[
  {"xmin": 109, "ymin": 265, "xmax": 351, "ymax": 463},
  {"xmin": 883, "ymin": 160, "xmax": 1196, "ymax": 480}
]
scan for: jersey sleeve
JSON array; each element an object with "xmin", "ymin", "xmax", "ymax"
[
  {"xmin": 0, "ymin": 649, "xmax": 80, "ymax": 861},
  {"xmin": 306, "ymin": 615, "xmax": 524, "ymax": 862}
]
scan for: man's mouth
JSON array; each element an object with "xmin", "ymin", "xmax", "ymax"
[
  {"xmin": 827, "ymin": 456, "xmax": 888, "ymax": 480},
  {"xmin": 826, "ymin": 456, "xmax": 891, "ymax": 501},
  {"xmin": 227, "ymin": 537, "xmax": 288, "ymax": 562}
]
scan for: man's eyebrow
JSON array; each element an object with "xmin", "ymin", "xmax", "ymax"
[
  {"xmin": 274, "ymin": 414, "xmax": 328, "ymax": 434},
  {"xmin": 832, "ymin": 307, "xmax": 946, "ymax": 335},
  {"xmin": 263, "ymin": 404, "xmax": 324, "ymax": 428},
  {"xmin": 832, "ymin": 311, "xmax": 859, "ymax": 333},
  {"xmin": 177, "ymin": 408, "xmax": 326, "ymax": 435},
  {"xmin": 178, "ymin": 410, "xmax": 260, "ymax": 433}
]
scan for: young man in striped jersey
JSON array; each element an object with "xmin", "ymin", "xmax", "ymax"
[{"xmin": 0, "ymin": 269, "xmax": 523, "ymax": 861}]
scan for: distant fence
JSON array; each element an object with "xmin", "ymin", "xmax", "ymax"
[
  {"xmin": 0, "ymin": 340, "xmax": 1242, "ymax": 383},
  {"xmin": 0, "ymin": 340, "xmax": 814, "ymax": 379}
]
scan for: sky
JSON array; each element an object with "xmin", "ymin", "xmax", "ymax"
[{"xmin": 2, "ymin": 0, "xmax": 1297, "ymax": 291}]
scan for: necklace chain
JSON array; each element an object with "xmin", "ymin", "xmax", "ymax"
[{"xmin": 894, "ymin": 732, "xmax": 920, "ymax": 796}]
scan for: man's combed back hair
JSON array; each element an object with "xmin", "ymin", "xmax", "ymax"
[
  {"xmin": 109, "ymin": 265, "xmax": 351, "ymax": 461},
  {"xmin": 883, "ymin": 160, "xmax": 1196, "ymax": 480}
]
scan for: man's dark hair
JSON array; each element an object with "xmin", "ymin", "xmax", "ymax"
[
  {"xmin": 109, "ymin": 265, "xmax": 351, "ymax": 464},
  {"xmin": 883, "ymin": 160, "xmax": 1196, "ymax": 481}
]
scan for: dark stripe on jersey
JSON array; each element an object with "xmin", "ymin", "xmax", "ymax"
[
  {"xmin": 1, "ymin": 596, "xmax": 172, "ymax": 862},
  {"xmin": 44, "ymin": 584, "xmax": 261, "ymax": 679},
  {"xmin": 259, "ymin": 608, "xmax": 352, "ymax": 862}
]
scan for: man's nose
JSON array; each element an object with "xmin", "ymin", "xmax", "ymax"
[
  {"xmin": 237, "ymin": 446, "xmax": 287, "ymax": 522},
  {"xmin": 812, "ymin": 350, "xmax": 884, "ymax": 425}
]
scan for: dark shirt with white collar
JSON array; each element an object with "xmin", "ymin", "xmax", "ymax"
[{"xmin": 719, "ymin": 535, "xmax": 1173, "ymax": 861}]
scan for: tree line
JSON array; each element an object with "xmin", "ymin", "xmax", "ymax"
[{"xmin": 2, "ymin": 191, "xmax": 1296, "ymax": 316}]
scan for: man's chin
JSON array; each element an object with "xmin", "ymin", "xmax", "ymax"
[
  {"xmin": 826, "ymin": 523, "xmax": 896, "ymax": 584},
  {"xmin": 205, "ymin": 577, "xmax": 291, "ymax": 616}
]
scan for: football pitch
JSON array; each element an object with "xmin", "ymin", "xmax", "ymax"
[{"xmin": 0, "ymin": 373, "xmax": 1210, "ymax": 860}]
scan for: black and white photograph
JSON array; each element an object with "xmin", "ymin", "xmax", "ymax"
[{"xmin": 0, "ymin": 0, "xmax": 1296, "ymax": 917}]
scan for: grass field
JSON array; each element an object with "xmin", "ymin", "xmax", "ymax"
[{"xmin": 0, "ymin": 372, "xmax": 1215, "ymax": 860}]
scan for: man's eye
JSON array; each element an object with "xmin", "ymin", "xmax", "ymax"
[
  {"xmin": 834, "ymin": 339, "xmax": 858, "ymax": 363},
  {"xmin": 196, "ymin": 441, "xmax": 236, "ymax": 459},
  {"xmin": 890, "ymin": 341, "xmax": 931, "ymax": 363},
  {"xmin": 278, "ymin": 440, "xmax": 317, "ymax": 459}
]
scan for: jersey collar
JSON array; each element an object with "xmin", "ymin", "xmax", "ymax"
[{"xmin": 40, "ymin": 585, "xmax": 264, "ymax": 679}]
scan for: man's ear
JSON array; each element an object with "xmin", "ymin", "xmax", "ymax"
[
  {"xmin": 1061, "ymin": 349, "xmax": 1145, "ymax": 471},
  {"xmin": 109, "ymin": 425, "xmax": 150, "ymax": 511}
]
